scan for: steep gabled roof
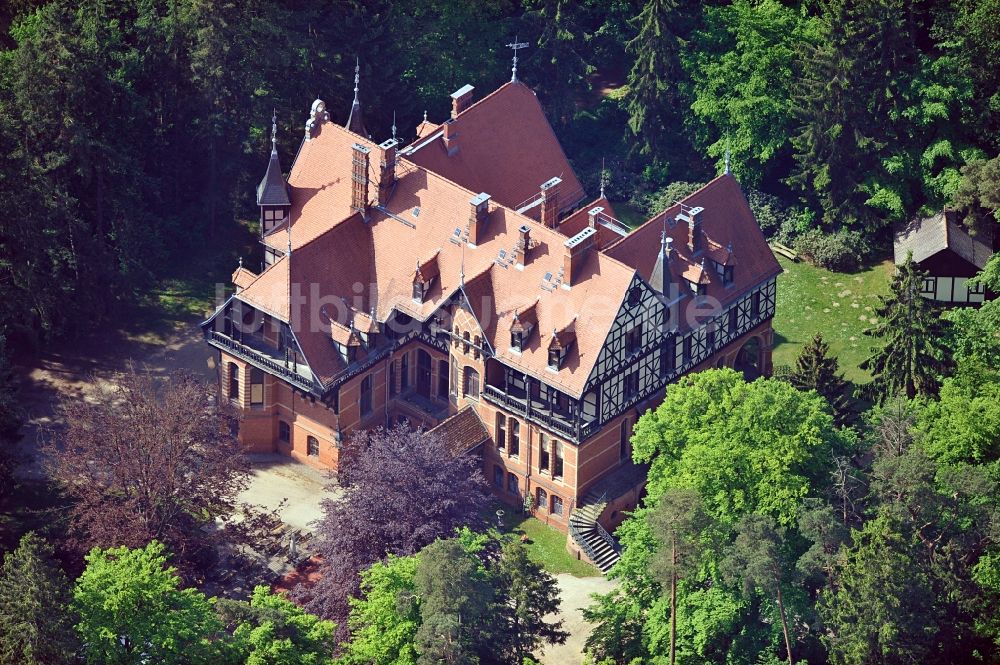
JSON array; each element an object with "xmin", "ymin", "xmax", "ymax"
[
  {"xmin": 605, "ymin": 175, "xmax": 781, "ymax": 310},
  {"xmin": 894, "ymin": 211, "xmax": 994, "ymax": 270},
  {"xmin": 402, "ymin": 82, "xmax": 587, "ymax": 213},
  {"xmin": 427, "ymin": 406, "xmax": 489, "ymax": 456}
]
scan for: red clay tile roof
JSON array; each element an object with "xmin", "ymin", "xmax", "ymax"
[
  {"xmin": 427, "ymin": 406, "xmax": 489, "ymax": 456},
  {"xmin": 231, "ymin": 266, "xmax": 258, "ymax": 291},
  {"xmin": 604, "ymin": 175, "xmax": 781, "ymax": 316},
  {"xmin": 402, "ymin": 82, "xmax": 587, "ymax": 213},
  {"xmin": 556, "ymin": 197, "xmax": 626, "ymax": 250}
]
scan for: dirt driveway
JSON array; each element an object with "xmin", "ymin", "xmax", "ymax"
[{"xmin": 539, "ymin": 574, "xmax": 618, "ymax": 665}]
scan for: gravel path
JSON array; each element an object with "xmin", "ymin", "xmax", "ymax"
[{"xmin": 538, "ymin": 574, "xmax": 618, "ymax": 665}]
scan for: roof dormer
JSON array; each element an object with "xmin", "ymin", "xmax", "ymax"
[{"xmin": 547, "ymin": 322, "xmax": 576, "ymax": 371}]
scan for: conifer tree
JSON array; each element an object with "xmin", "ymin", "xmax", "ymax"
[
  {"xmin": 790, "ymin": 333, "xmax": 854, "ymax": 427},
  {"xmin": 493, "ymin": 539, "xmax": 567, "ymax": 662},
  {"xmin": 861, "ymin": 254, "xmax": 951, "ymax": 402},
  {"xmin": 0, "ymin": 533, "xmax": 78, "ymax": 665},
  {"xmin": 624, "ymin": 0, "xmax": 688, "ymax": 163}
]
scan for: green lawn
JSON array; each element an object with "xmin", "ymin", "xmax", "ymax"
[
  {"xmin": 772, "ymin": 255, "xmax": 894, "ymax": 384},
  {"xmin": 491, "ymin": 504, "xmax": 599, "ymax": 577}
]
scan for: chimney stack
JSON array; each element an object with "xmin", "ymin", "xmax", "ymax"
[
  {"xmin": 377, "ymin": 138, "xmax": 398, "ymax": 207},
  {"xmin": 587, "ymin": 206, "xmax": 604, "ymax": 230},
  {"xmin": 443, "ymin": 120, "xmax": 459, "ymax": 156},
  {"xmin": 685, "ymin": 206, "xmax": 704, "ymax": 252},
  {"xmin": 468, "ymin": 192, "xmax": 490, "ymax": 245},
  {"xmin": 563, "ymin": 227, "xmax": 596, "ymax": 288},
  {"xmin": 540, "ymin": 177, "xmax": 562, "ymax": 228},
  {"xmin": 351, "ymin": 143, "xmax": 371, "ymax": 217},
  {"xmin": 451, "ymin": 84, "xmax": 475, "ymax": 118},
  {"xmin": 516, "ymin": 224, "xmax": 532, "ymax": 267}
]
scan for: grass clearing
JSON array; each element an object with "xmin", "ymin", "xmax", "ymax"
[
  {"xmin": 772, "ymin": 255, "xmax": 894, "ymax": 384},
  {"xmin": 491, "ymin": 504, "xmax": 599, "ymax": 577}
]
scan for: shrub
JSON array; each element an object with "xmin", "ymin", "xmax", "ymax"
[{"xmin": 793, "ymin": 228, "xmax": 871, "ymax": 272}]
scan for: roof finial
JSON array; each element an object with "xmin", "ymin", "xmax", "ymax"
[
  {"xmin": 353, "ymin": 56, "xmax": 360, "ymax": 104},
  {"xmin": 507, "ymin": 36, "xmax": 529, "ymax": 83},
  {"xmin": 459, "ymin": 243, "xmax": 466, "ymax": 288},
  {"xmin": 271, "ymin": 108, "xmax": 278, "ymax": 154},
  {"xmin": 423, "ymin": 109, "xmax": 428, "ymax": 123},
  {"xmin": 392, "ymin": 111, "xmax": 397, "ymax": 141},
  {"xmin": 238, "ymin": 255, "xmax": 243, "ymax": 268}
]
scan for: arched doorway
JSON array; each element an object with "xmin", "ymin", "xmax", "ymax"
[
  {"xmin": 416, "ymin": 349, "xmax": 432, "ymax": 398},
  {"xmin": 734, "ymin": 337, "xmax": 762, "ymax": 380}
]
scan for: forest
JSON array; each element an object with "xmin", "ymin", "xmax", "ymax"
[{"xmin": 0, "ymin": 0, "xmax": 999, "ymax": 664}]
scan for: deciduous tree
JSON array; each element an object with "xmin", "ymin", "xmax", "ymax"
[
  {"xmin": 73, "ymin": 540, "xmax": 221, "ymax": 665},
  {"xmin": 44, "ymin": 365, "xmax": 252, "ymax": 578},
  {"xmin": 304, "ymin": 425, "xmax": 489, "ymax": 630}
]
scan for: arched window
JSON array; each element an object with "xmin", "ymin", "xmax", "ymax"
[
  {"xmin": 250, "ymin": 367, "xmax": 264, "ymax": 407},
  {"xmin": 278, "ymin": 420, "xmax": 291, "ymax": 443},
  {"xmin": 360, "ymin": 374, "xmax": 373, "ymax": 415},
  {"xmin": 400, "ymin": 353, "xmax": 410, "ymax": 390},
  {"xmin": 496, "ymin": 413, "xmax": 507, "ymax": 450},
  {"xmin": 438, "ymin": 359, "xmax": 449, "ymax": 398},
  {"xmin": 473, "ymin": 335, "xmax": 481, "ymax": 360},
  {"xmin": 507, "ymin": 472, "xmax": 519, "ymax": 496},
  {"xmin": 551, "ymin": 494, "xmax": 564, "ymax": 516},
  {"xmin": 307, "ymin": 436, "xmax": 319, "ymax": 456},
  {"xmin": 553, "ymin": 441, "xmax": 564, "ymax": 479},
  {"xmin": 228, "ymin": 363, "xmax": 240, "ymax": 401},
  {"xmin": 463, "ymin": 367, "xmax": 480, "ymax": 400},
  {"xmin": 463, "ymin": 331, "xmax": 471, "ymax": 355},
  {"xmin": 539, "ymin": 432, "xmax": 550, "ymax": 472},
  {"xmin": 536, "ymin": 488, "xmax": 548, "ymax": 512},
  {"xmin": 509, "ymin": 420, "xmax": 520, "ymax": 457}
]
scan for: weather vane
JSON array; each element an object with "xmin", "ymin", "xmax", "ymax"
[{"xmin": 507, "ymin": 36, "xmax": 529, "ymax": 82}]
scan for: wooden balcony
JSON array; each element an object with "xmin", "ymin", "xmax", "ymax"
[{"xmin": 207, "ymin": 330, "xmax": 318, "ymax": 394}]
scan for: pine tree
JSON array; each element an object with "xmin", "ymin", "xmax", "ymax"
[
  {"xmin": 0, "ymin": 533, "xmax": 78, "ymax": 665},
  {"xmin": 790, "ymin": 333, "xmax": 854, "ymax": 427},
  {"xmin": 861, "ymin": 254, "xmax": 952, "ymax": 402},
  {"xmin": 647, "ymin": 488, "xmax": 710, "ymax": 665},
  {"xmin": 523, "ymin": 0, "xmax": 592, "ymax": 129}
]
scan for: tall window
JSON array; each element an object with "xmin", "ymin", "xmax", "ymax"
[
  {"xmin": 250, "ymin": 367, "xmax": 264, "ymax": 407},
  {"xmin": 496, "ymin": 414, "xmax": 507, "ymax": 451},
  {"xmin": 551, "ymin": 494, "xmax": 564, "ymax": 516},
  {"xmin": 553, "ymin": 441, "xmax": 564, "ymax": 479},
  {"xmin": 360, "ymin": 374, "xmax": 373, "ymax": 415},
  {"xmin": 539, "ymin": 432, "xmax": 550, "ymax": 472},
  {"xmin": 307, "ymin": 436, "xmax": 319, "ymax": 456},
  {"xmin": 389, "ymin": 361, "xmax": 397, "ymax": 397},
  {"xmin": 438, "ymin": 359, "xmax": 449, "ymax": 398},
  {"xmin": 536, "ymin": 488, "xmax": 548, "ymax": 512},
  {"xmin": 463, "ymin": 367, "xmax": 480, "ymax": 400},
  {"xmin": 494, "ymin": 465, "xmax": 504, "ymax": 489},
  {"xmin": 463, "ymin": 332, "xmax": 471, "ymax": 354},
  {"xmin": 507, "ymin": 472, "xmax": 519, "ymax": 496},
  {"xmin": 509, "ymin": 420, "xmax": 520, "ymax": 457},
  {"xmin": 228, "ymin": 363, "xmax": 240, "ymax": 401},
  {"xmin": 450, "ymin": 360, "xmax": 459, "ymax": 399},
  {"xmin": 279, "ymin": 420, "xmax": 291, "ymax": 443},
  {"xmin": 624, "ymin": 369, "xmax": 639, "ymax": 400},
  {"xmin": 751, "ymin": 290, "xmax": 761, "ymax": 318},
  {"xmin": 400, "ymin": 353, "xmax": 410, "ymax": 390},
  {"xmin": 625, "ymin": 324, "xmax": 642, "ymax": 356}
]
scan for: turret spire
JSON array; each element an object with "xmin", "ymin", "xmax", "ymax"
[
  {"xmin": 345, "ymin": 57, "xmax": 368, "ymax": 137},
  {"xmin": 507, "ymin": 37, "xmax": 528, "ymax": 83},
  {"xmin": 270, "ymin": 108, "xmax": 278, "ymax": 154}
]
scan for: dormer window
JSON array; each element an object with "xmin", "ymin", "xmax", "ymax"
[
  {"xmin": 511, "ymin": 330, "xmax": 523, "ymax": 353},
  {"xmin": 548, "ymin": 347, "xmax": 561, "ymax": 369},
  {"xmin": 412, "ymin": 280, "xmax": 425, "ymax": 302},
  {"xmin": 723, "ymin": 265, "xmax": 734, "ymax": 285},
  {"xmin": 688, "ymin": 280, "xmax": 707, "ymax": 296}
]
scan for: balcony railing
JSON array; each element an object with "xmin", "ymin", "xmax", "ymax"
[
  {"xmin": 208, "ymin": 331, "xmax": 318, "ymax": 394},
  {"xmin": 482, "ymin": 384, "xmax": 598, "ymax": 443}
]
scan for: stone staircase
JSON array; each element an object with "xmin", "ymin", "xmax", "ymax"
[{"xmin": 569, "ymin": 490, "xmax": 620, "ymax": 574}]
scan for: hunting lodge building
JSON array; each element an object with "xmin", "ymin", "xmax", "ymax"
[{"xmin": 203, "ymin": 72, "xmax": 780, "ymax": 570}]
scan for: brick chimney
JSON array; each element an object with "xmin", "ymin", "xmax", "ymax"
[
  {"xmin": 377, "ymin": 138, "xmax": 398, "ymax": 207},
  {"xmin": 443, "ymin": 120, "xmax": 459, "ymax": 156},
  {"xmin": 468, "ymin": 192, "xmax": 490, "ymax": 245},
  {"xmin": 685, "ymin": 206, "xmax": 704, "ymax": 253},
  {"xmin": 540, "ymin": 177, "xmax": 561, "ymax": 228},
  {"xmin": 451, "ymin": 84, "xmax": 475, "ymax": 118},
  {"xmin": 563, "ymin": 227, "xmax": 596, "ymax": 287},
  {"xmin": 351, "ymin": 143, "xmax": 371, "ymax": 217},
  {"xmin": 587, "ymin": 206, "xmax": 604, "ymax": 229},
  {"xmin": 516, "ymin": 224, "xmax": 532, "ymax": 267}
]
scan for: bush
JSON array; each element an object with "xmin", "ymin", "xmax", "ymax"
[
  {"xmin": 792, "ymin": 228, "xmax": 871, "ymax": 272},
  {"xmin": 745, "ymin": 189, "xmax": 812, "ymax": 244},
  {"xmin": 637, "ymin": 181, "xmax": 708, "ymax": 216}
]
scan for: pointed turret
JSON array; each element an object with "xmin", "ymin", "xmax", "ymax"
[
  {"xmin": 345, "ymin": 57, "xmax": 368, "ymax": 137},
  {"xmin": 258, "ymin": 110, "xmax": 291, "ymax": 235},
  {"xmin": 649, "ymin": 221, "xmax": 672, "ymax": 293}
]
